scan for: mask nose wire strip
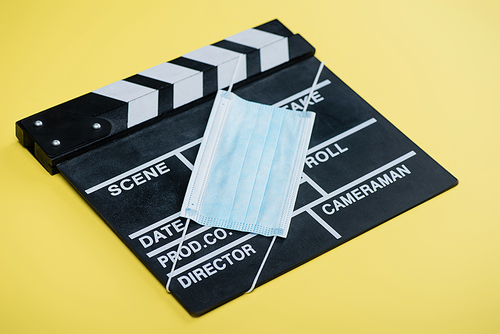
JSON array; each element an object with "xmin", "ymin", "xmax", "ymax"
[
  {"xmin": 166, "ymin": 218, "xmax": 191, "ymax": 293},
  {"xmin": 245, "ymin": 61, "xmax": 325, "ymax": 294},
  {"xmin": 302, "ymin": 61, "xmax": 325, "ymax": 113},
  {"xmin": 228, "ymin": 54, "xmax": 244, "ymax": 93}
]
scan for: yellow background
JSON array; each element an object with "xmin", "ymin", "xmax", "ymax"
[{"xmin": 1, "ymin": 0, "xmax": 499, "ymax": 333}]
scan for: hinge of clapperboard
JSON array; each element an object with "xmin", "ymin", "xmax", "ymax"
[{"xmin": 16, "ymin": 19, "xmax": 315, "ymax": 174}]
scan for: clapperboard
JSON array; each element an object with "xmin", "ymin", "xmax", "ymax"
[{"xmin": 16, "ymin": 20, "xmax": 457, "ymax": 315}]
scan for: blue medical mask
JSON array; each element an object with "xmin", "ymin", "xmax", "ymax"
[{"xmin": 180, "ymin": 90, "xmax": 315, "ymax": 238}]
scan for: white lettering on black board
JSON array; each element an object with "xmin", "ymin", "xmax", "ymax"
[
  {"xmin": 107, "ymin": 161, "xmax": 170, "ymax": 196},
  {"xmin": 281, "ymin": 91, "xmax": 325, "ymax": 111},
  {"xmin": 305, "ymin": 143, "xmax": 348, "ymax": 169},
  {"xmin": 175, "ymin": 243, "xmax": 257, "ymax": 289},
  {"xmin": 322, "ymin": 164, "xmax": 411, "ymax": 215},
  {"xmin": 155, "ymin": 228, "xmax": 230, "ymax": 262}
]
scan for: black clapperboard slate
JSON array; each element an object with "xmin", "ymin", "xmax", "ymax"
[{"xmin": 16, "ymin": 20, "xmax": 457, "ymax": 316}]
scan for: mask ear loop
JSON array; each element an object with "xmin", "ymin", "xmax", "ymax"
[
  {"xmin": 246, "ymin": 61, "xmax": 325, "ymax": 294},
  {"xmin": 166, "ymin": 55, "xmax": 243, "ymax": 293},
  {"xmin": 167, "ymin": 55, "xmax": 244, "ymax": 293},
  {"xmin": 246, "ymin": 235, "xmax": 276, "ymax": 293},
  {"xmin": 228, "ymin": 54, "xmax": 244, "ymax": 93},
  {"xmin": 166, "ymin": 218, "xmax": 190, "ymax": 293},
  {"xmin": 302, "ymin": 61, "xmax": 324, "ymax": 113}
]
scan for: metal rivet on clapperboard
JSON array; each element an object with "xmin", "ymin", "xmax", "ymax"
[
  {"xmin": 34, "ymin": 120, "xmax": 43, "ymax": 127},
  {"xmin": 92, "ymin": 122, "xmax": 101, "ymax": 130},
  {"xmin": 52, "ymin": 140, "xmax": 61, "ymax": 147}
]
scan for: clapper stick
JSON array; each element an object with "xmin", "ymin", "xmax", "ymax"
[{"xmin": 16, "ymin": 20, "xmax": 315, "ymax": 175}]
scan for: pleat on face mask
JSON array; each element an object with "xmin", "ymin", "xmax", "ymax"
[{"xmin": 180, "ymin": 90, "xmax": 316, "ymax": 238}]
